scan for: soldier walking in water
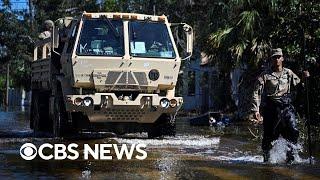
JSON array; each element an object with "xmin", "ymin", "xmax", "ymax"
[{"xmin": 251, "ymin": 48, "xmax": 310, "ymax": 163}]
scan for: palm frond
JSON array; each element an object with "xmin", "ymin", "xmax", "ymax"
[
  {"xmin": 237, "ymin": 10, "xmax": 260, "ymax": 37},
  {"xmin": 251, "ymin": 39, "xmax": 270, "ymax": 62},
  {"xmin": 270, "ymin": 0, "xmax": 279, "ymax": 13},
  {"xmin": 230, "ymin": 40, "xmax": 248, "ymax": 60},
  {"xmin": 209, "ymin": 27, "xmax": 233, "ymax": 48},
  {"xmin": 230, "ymin": 0, "xmax": 248, "ymax": 7}
]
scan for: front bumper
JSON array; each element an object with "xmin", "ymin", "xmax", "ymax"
[{"xmin": 65, "ymin": 93, "xmax": 183, "ymax": 123}]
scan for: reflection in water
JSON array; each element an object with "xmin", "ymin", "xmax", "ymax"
[{"xmin": 156, "ymin": 152, "xmax": 179, "ymax": 180}]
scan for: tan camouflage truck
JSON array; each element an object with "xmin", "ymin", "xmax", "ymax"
[{"xmin": 30, "ymin": 12, "xmax": 193, "ymax": 137}]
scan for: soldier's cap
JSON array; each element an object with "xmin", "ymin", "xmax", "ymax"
[
  {"xmin": 271, "ymin": 48, "xmax": 283, "ymax": 57},
  {"xmin": 44, "ymin": 20, "xmax": 54, "ymax": 27}
]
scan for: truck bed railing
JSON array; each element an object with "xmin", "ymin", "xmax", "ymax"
[
  {"xmin": 32, "ymin": 37, "xmax": 52, "ymax": 89},
  {"xmin": 33, "ymin": 37, "xmax": 51, "ymax": 61}
]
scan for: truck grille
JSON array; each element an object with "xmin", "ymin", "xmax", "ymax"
[
  {"xmin": 104, "ymin": 109, "xmax": 146, "ymax": 121},
  {"xmin": 133, "ymin": 72, "xmax": 148, "ymax": 85},
  {"xmin": 105, "ymin": 71, "xmax": 148, "ymax": 86},
  {"xmin": 105, "ymin": 71, "xmax": 122, "ymax": 84},
  {"xmin": 117, "ymin": 73, "xmax": 127, "ymax": 84}
]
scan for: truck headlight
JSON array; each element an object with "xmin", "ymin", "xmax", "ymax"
[
  {"xmin": 160, "ymin": 98, "xmax": 170, "ymax": 108},
  {"xmin": 83, "ymin": 97, "xmax": 93, "ymax": 107},
  {"xmin": 74, "ymin": 97, "xmax": 83, "ymax": 106},
  {"xmin": 169, "ymin": 99, "xmax": 177, "ymax": 108}
]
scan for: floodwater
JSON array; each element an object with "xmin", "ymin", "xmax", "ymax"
[{"xmin": 0, "ymin": 107, "xmax": 319, "ymax": 179}]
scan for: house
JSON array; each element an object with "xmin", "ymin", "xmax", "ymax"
[{"xmin": 177, "ymin": 53, "xmax": 217, "ymax": 112}]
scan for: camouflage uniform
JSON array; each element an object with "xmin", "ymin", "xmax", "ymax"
[
  {"xmin": 252, "ymin": 67, "xmax": 301, "ymax": 111},
  {"xmin": 252, "ymin": 50, "xmax": 301, "ymax": 162}
]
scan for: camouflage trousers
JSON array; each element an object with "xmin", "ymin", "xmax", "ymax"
[{"xmin": 261, "ymin": 97, "xmax": 299, "ymax": 153}]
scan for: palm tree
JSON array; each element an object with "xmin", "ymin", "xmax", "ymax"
[{"xmin": 205, "ymin": 0, "xmax": 320, "ymax": 118}]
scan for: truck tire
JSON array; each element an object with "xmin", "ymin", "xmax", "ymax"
[
  {"xmin": 147, "ymin": 114, "xmax": 176, "ymax": 138},
  {"xmin": 30, "ymin": 90, "xmax": 50, "ymax": 134},
  {"xmin": 147, "ymin": 125, "xmax": 162, "ymax": 138},
  {"xmin": 52, "ymin": 87, "xmax": 68, "ymax": 137},
  {"xmin": 30, "ymin": 90, "xmax": 39, "ymax": 131},
  {"xmin": 53, "ymin": 97, "xmax": 62, "ymax": 137},
  {"xmin": 161, "ymin": 120, "xmax": 176, "ymax": 136}
]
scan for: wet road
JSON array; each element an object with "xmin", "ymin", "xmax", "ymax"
[{"xmin": 0, "ymin": 107, "xmax": 319, "ymax": 179}]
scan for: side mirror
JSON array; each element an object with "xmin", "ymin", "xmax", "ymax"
[
  {"xmin": 52, "ymin": 17, "xmax": 74, "ymax": 49},
  {"xmin": 183, "ymin": 24, "xmax": 193, "ymax": 56},
  {"xmin": 57, "ymin": 17, "xmax": 73, "ymax": 28},
  {"xmin": 171, "ymin": 23, "xmax": 194, "ymax": 60}
]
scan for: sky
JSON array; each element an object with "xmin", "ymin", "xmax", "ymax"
[{"xmin": 0, "ymin": 0, "xmax": 29, "ymax": 11}]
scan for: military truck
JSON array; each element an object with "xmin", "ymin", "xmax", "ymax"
[{"xmin": 30, "ymin": 12, "xmax": 193, "ymax": 137}]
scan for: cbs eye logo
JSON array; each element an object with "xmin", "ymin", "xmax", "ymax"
[{"xmin": 20, "ymin": 143, "xmax": 37, "ymax": 160}]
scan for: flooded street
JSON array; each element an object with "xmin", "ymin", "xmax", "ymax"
[{"xmin": 0, "ymin": 107, "xmax": 319, "ymax": 179}]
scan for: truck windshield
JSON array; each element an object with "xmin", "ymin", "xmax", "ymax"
[
  {"xmin": 76, "ymin": 19, "xmax": 124, "ymax": 56},
  {"xmin": 129, "ymin": 21, "xmax": 176, "ymax": 59}
]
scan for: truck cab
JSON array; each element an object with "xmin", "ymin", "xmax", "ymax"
[{"xmin": 30, "ymin": 12, "xmax": 193, "ymax": 137}]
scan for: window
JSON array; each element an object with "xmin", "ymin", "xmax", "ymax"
[
  {"xmin": 66, "ymin": 22, "xmax": 78, "ymax": 53},
  {"xmin": 175, "ymin": 73, "xmax": 184, "ymax": 96},
  {"xmin": 200, "ymin": 72, "xmax": 208, "ymax": 87},
  {"xmin": 129, "ymin": 21, "xmax": 176, "ymax": 59},
  {"xmin": 76, "ymin": 19, "xmax": 124, "ymax": 56}
]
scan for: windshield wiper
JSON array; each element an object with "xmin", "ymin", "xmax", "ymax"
[{"xmin": 102, "ymin": 15, "xmax": 120, "ymax": 38}]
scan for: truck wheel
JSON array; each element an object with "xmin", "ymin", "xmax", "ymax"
[
  {"xmin": 147, "ymin": 114, "xmax": 176, "ymax": 138},
  {"xmin": 161, "ymin": 120, "xmax": 176, "ymax": 136},
  {"xmin": 147, "ymin": 125, "xmax": 162, "ymax": 138},
  {"xmin": 30, "ymin": 91, "xmax": 40, "ymax": 131},
  {"xmin": 31, "ymin": 90, "xmax": 50, "ymax": 135},
  {"xmin": 53, "ymin": 96, "xmax": 67, "ymax": 137},
  {"xmin": 53, "ymin": 98, "xmax": 62, "ymax": 137}
]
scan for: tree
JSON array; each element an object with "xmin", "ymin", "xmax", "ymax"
[
  {"xmin": 0, "ymin": 4, "xmax": 33, "ymax": 90},
  {"xmin": 204, "ymin": 0, "xmax": 320, "ymax": 118}
]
